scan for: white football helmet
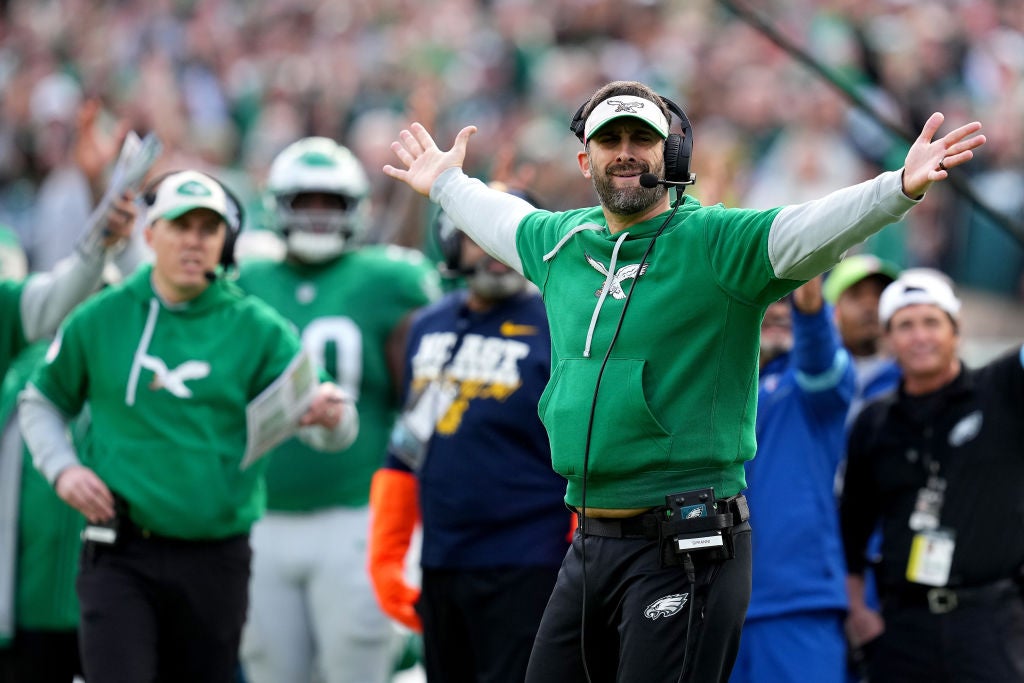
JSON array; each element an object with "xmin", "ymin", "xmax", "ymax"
[{"xmin": 266, "ymin": 137, "xmax": 370, "ymax": 262}]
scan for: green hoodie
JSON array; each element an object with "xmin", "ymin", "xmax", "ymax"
[
  {"xmin": 517, "ymin": 197, "xmax": 797, "ymax": 509},
  {"xmin": 15, "ymin": 345, "xmax": 83, "ymax": 632},
  {"xmin": 29, "ymin": 265, "xmax": 304, "ymax": 539}
]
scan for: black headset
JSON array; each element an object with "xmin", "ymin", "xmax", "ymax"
[
  {"xmin": 141, "ymin": 170, "xmax": 246, "ymax": 271},
  {"xmin": 435, "ymin": 210, "xmax": 462, "ymax": 275},
  {"xmin": 569, "ymin": 94, "xmax": 693, "ymax": 185}
]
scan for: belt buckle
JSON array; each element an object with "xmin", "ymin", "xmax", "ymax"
[{"xmin": 926, "ymin": 587, "xmax": 958, "ymax": 614}]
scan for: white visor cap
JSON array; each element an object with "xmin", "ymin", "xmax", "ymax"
[
  {"xmin": 583, "ymin": 95, "xmax": 669, "ymax": 142},
  {"xmin": 879, "ymin": 270, "xmax": 961, "ymax": 327}
]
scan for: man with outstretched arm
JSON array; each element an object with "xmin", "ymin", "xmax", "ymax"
[{"xmin": 383, "ymin": 79, "xmax": 984, "ymax": 683}]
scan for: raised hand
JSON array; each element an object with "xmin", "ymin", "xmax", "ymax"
[
  {"xmin": 792, "ymin": 275, "xmax": 823, "ymax": 314},
  {"xmin": 901, "ymin": 113, "xmax": 986, "ymax": 198},
  {"xmin": 383, "ymin": 122, "xmax": 477, "ymax": 196},
  {"xmin": 73, "ymin": 99, "xmax": 131, "ymax": 201},
  {"xmin": 101, "ymin": 190, "xmax": 138, "ymax": 248}
]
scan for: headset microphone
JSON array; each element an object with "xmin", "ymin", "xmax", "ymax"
[
  {"xmin": 639, "ymin": 172, "xmax": 697, "ymax": 189},
  {"xmin": 204, "ymin": 271, "xmax": 218, "ymax": 282}
]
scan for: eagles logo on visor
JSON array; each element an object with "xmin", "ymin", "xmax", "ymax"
[{"xmin": 583, "ymin": 96, "xmax": 670, "ymax": 142}]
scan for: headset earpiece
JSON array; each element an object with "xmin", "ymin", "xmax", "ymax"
[
  {"xmin": 569, "ymin": 101, "xmax": 588, "ymax": 143},
  {"xmin": 568, "ymin": 94, "xmax": 693, "ymax": 184},
  {"xmin": 659, "ymin": 97, "xmax": 692, "ymax": 184},
  {"xmin": 216, "ymin": 180, "xmax": 244, "ymax": 271}
]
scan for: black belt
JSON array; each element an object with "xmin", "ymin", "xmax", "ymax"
[
  {"xmin": 578, "ymin": 494, "xmax": 750, "ymax": 540},
  {"xmin": 886, "ymin": 578, "xmax": 1023, "ymax": 615}
]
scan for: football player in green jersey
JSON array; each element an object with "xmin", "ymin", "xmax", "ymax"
[{"xmin": 237, "ymin": 138, "xmax": 439, "ymax": 683}]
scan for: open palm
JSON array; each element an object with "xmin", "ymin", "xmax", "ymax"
[{"xmin": 383, "ymin": 122, "xmax": 478, "ymax": 196}]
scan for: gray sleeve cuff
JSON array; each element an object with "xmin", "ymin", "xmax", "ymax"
[
  {"xmin": 297, "ymin": 396, "xmax": 359, "ymax": 453},
  {"xmin": 17, "ymin": 384, "xmax": 80, "ymax": 485}
]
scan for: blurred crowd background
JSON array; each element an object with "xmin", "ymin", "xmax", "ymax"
[{"xmin": 2, "ymin": 0, "xmax": 1023, "ymax": 308}]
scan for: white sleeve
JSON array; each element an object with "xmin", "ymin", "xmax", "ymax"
[
  {"xmin": 429, "ymin": 168, "xmax": 536, "ymax": 275},
  {"xmin": 17, "ymin": 384, "xmax": 80, "ymax": 486},
  {"xmin": 297, "ymin": 396, "xmax": 359, "ymax": 453},
  {"xmin": 767, "ymin": 170, "xmax": 920, "ymax": 280},
  {"xmin": 19, "ymin": 243, "xmax": 106, "ymax": 342}
]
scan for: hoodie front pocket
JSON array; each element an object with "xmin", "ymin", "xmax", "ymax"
[{"xmin": 539, "ymin": 357, "xmax": 672, "ymax": 477}]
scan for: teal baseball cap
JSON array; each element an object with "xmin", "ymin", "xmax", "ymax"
[{"xmin": 823, "ymin": 254, "xmax": 901, "ymax": 304}]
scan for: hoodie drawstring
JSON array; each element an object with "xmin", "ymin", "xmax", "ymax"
[
  {"xmin": 583, "ymin": 231, "xmax": 629, "ymax": 358},
  {"xmin": 126, "ymin": 298, "xmax": 160, "ymax": 406},
  {"xmin": 542, "ymin": 224, "xmax": 604, "ymax": 263}
]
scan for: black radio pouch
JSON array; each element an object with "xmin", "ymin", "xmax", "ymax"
[{"xmin": 658, "ymin": 488, "xmax": 744, "ymax": 566}]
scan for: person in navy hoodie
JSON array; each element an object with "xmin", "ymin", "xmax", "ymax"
[
  {"xmin": 367, "ymin": 189, "xmax": 571, "ymax": 683},
  {"xmin": 731, "ymin": 276, "xmax": 856, "ymax": 683}
]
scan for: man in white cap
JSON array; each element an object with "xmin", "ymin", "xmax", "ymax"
[
  {"xmin": 383, "ymin": 78, "xmax": 986, "ymax": 682},
  {"xmin": 17, "ymin": 170, "xmax": 359, "ymax": 683},
  {"xmin": 840, "ymin": 270, "xmax": 1024, "ymax": 682}
]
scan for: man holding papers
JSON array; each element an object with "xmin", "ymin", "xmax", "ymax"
[{"xmin": 17, "ymin": 169, "xmax": 357, "ymax": 683}]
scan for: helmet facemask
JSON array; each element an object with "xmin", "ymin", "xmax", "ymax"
[
  {"xmin": 266, "ymin": 137, "xmax": 371, "ymax": 263},
  {"xmin": 275, "ymin": 191, "xmax": 365, "ymax": 263}
]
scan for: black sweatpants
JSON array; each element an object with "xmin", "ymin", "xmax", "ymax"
[
  {"xmin": 76, "ymin": 532, "xmax": 251, "ymax": 683},
  {"xmin": 418, "ymin": 565, "xmax": 561, "ymax": 683},
  {"xmin": 525, "ymin": 522, "xmax": 751, "ymax": 683}
]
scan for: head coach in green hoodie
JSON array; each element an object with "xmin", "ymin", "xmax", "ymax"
[
  {"xmin": 382, "ymin": 80, "xmax": 986, "ymax": 682},
  {"xmin": 17, "ymin": 170, "xmax": 359, "ymax": 683}
]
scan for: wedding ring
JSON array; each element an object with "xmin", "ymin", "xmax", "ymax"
[{"xmin": 938, "ymin": 159, "xmax": 948, "ymax": 172}]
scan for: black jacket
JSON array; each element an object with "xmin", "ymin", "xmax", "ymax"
[{"xmin": 840, "ymin": 345, "xmax": 1024, "ymax": 594}]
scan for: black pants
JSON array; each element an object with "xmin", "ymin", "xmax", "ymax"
[
  {"xmin": 76, "ymin": 532, "xmax": 251, "ymax": 683},
  {"xmin": 0, "ymin": 629, "xmax": 81, "ymax": 683},
  {"xmin": 525, "ymin": 522, "xmax": 751, "ymax": 683},
  {"xmin": 868, "ymin": 582, "xmax": 1024, "ymax": 682},
  {"xmin": 418, "ymin": 565, "xmax": 561, "ymax": 683}
]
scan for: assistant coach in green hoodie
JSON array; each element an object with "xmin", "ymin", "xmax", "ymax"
[
  {"xmin": 383, "ymin": 80, "xmax": 986, "ymax": 683},
  {"xmin": 17, "ymin": 170, "xmax": 359, "ymax": 683}
]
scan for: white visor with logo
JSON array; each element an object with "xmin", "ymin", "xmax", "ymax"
[{"xmin": 583, "ymin": 95, "xmax": 669, "ymax": 142}]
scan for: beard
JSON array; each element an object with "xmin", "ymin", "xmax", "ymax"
[
  {"xmin": 467, "ymin": 269, "xmax": 526, "ymax": 300},
  {"xmin": 464, "ymin": 258, "xmax": 527, "ymax": 301},
  {"xmin": 591, "ymin": 155, "xmax": 667, "ymax": 215}
]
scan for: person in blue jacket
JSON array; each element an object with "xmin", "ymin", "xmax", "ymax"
[{"xmin": 731, "ymin": 276, "xmax": 856, "ymax": 683}]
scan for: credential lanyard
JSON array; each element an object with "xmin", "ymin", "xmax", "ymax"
[{"xmin": 905, "ymin": 446, "xmax": 956, "ymax": 588}]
